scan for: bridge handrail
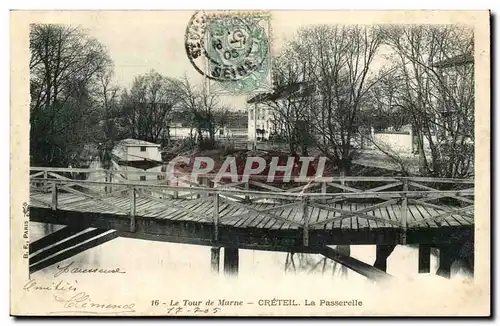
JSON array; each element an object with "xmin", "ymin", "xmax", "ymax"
[
  {"xmin": 29, "ymin": 171, "xmax": 475, "ymax": 248},
  {"xmin": 29, "ymin": 178, "xmax": 474, "ymax": 199},
  {"xmin": 29, "ymin": 167, "xmax": 475, "ymax": 184}
]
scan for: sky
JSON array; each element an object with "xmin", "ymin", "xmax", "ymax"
[
  {"xmin": 42, "ymin": 10, "xmax": 477, "ymax": 111},
  {"xmin": 82, "ymin": 11, "xmax": 303, "ymax": 111}
]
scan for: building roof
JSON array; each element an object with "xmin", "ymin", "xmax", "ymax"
[
  {"xmin": 432, "ymin": 53, "xmax": 474, "ymax": 68},
  {"xmin": 247, "ymin": 82, "xmax": 316, "ymax": 104},
  {"xmin": 118, "ymin": 138, "xmax": 161, "ymax": 147}
]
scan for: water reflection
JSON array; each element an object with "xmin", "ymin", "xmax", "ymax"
[{"xmin": 30, "ymin": 222, "xmax": 471, "ymax": 281}]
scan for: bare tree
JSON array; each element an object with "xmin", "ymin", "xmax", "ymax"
[
  {"xmin": 172, "ymin": 76, "xmax": 230, "ymax": 148},
  {"xmin": 120, "ymin": 70, "xmax": 178, "ymax": 145},
  {"xmin": 256, "ymin": 50, "xmax": 316, "ymax": 155},
  {"xmin": 29, "ymin": 24, "xmax": 112, "ymax": 167},
  {"xmin": 286, "ymin": 25, "xmax": 386, "ymax": 175},
  {"xmin": 95, "ymin": 67, "xmax": 121, "ymax": 169},
  {"xmin": 383, "ymin": 25, "xmax": 474, "ymax": 178}
]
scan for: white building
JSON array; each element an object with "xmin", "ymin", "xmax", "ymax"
[
  {"xmin": 248, "ymin": 103, "xmax": 274, "ymax": 141},
  {"xmin": 112, "ymin": 138, "xmax": 162, "ymax": 163}
]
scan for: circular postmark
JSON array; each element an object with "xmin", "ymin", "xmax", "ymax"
[{"xmin": 185, "ymin": 12, "xmax": 271, "ymax": 93}]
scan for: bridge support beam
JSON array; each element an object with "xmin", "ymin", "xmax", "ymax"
[
  {"xmin": 223, "ymin": 247, "xmax": 239, "ymax": 276},
  {"xmin": 373, "ymin": 244, "xmax": 396, "ymax": 272},
  {"xmin": 210, "ymin": 247, "xmax": 220, "ymax": 273},
  {"xmin": 436, "ymin": 245, "xmax": 454, "ymax": 279},
  {"xmin": 418, "ymin": 244, "xmax": 431, "ymax": 274}
]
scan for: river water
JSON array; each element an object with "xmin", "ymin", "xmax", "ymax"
[
  {"xmin": 30, "ymin": 221, "xmax": 472, "ymax": 281},
  {"xmin": 28, "ymin": 221, "xmax": 481, "ymax": 316}
]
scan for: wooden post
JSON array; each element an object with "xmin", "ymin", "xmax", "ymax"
[
  {"xmin": 223, "ymin": 247, "xmax": 239, "ymax": 276},
  {"xmin": 130, "ymin": 186, "xmax": 136, "ymax": 232},
  {"xmin": 374, "ymin": 244, "xmax": 396, "ymax": 272},
  {"xmin": 211, "ymin": 247, "xmax": 220, "ymax": 273},
  {"xmin": 302, "ymin": 197, "xmax": 310, "ymax": 246},
  {"xmin": 418, "ymin": 244, "xmax": 431, "ymax": 273},
  {"xmin": 107, "ymin": 170, "xmax": 113, "ymax": 194},
  {"xmin": 51, "ymin": 183, "xmax": 58, "ymax": 211},
  {"xmin": 43, "ymin": 170, "xmax": 48, "ymax": 191},
  {"xmin": 401, "ymin": 178, "xmax": 408, "ymax": 245},
  {"xmin": 244, "ymin": 181, "xmax": 250, "ymax": 202},
  {"xmin": 213, "ymin": 193, "xmax": 219, "ymax": 242},
  {"xmin": 321, "ymin": 182, "xmax": 327, "ymax": 204},
  {"xmin": 436, "ymin": 245, "xmax": 453, "ymax": 279},
  {"xmin": 173, "ymin": 177, "xmax": 178, "ymax": 199}
]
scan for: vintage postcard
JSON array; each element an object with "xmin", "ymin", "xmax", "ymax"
[{"xmin": 10, "ymin": 10, "xmax": 490, "ymax": 316}]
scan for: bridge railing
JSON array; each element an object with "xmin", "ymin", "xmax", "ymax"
[{"xmin": 29, "ymin": 167, "xmax": 474, "ymax": 246}]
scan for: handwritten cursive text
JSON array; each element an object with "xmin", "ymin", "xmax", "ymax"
[
  {"xmin": 23, "ymin": 279, "xmax": 78, "ymax": 292},
  {"xmin": 54, "ymin": 261, "xmax": 126, "ymax": 278},
  {"xmin": 54, "ymin": 292, "xmax": 136, "ymax": 313}
]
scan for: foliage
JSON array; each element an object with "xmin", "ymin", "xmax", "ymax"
[{"xmin": 30, "ymin": 24, "xmax": 112, "ymax": 167}]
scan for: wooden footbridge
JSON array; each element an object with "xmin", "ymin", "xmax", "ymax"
[{"xmin": 28, "ymin": 167, "xmax": 475, "ymax": 281}]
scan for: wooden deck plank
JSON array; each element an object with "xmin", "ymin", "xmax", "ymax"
[
  {"xmin": 368, "ymin": 203, "xmax": 380, "ymax": 229},
  {"xmin": 249, "ymin": 204, "xmax": 275, "ymax": 228},
  {"xmin": 450, "ymin": 213, "xmax": 471, "ymax": 226},
  {"xmin": 93, "ymin": 197, "xmax": 132, "ymax": 214},
  {"xmin": 160, "ymin": 203, "xmax": 199, "ymax": 221},
  {"xmin": 407, "ymin": 205, "xmax": 433, "ymax": 228},
  {"xmin": 134, "ymin": 198, "xmax": 155, "ymax": 213},
  {"xmin": 447, "ymin": 213, "xmax": 465, "ymax": 227},
  {"xmin": 149, "ymin": 199, "xmax": 196, "ymax": 220},
  {"xmin": 267, "ymin": 203, "xmax": 290, "ymax": 230},
  {"xmin": 258, "ymin": 203, "xmax": 283, "ymax": 228},
  {"xmin": 194, "ymin": 202, "xmax": 230, "ymax": 224},
  {"xmin": 411, "ymin": 205, "xmax": 432, "ymax": 228},
  {"xmin": 341, "ymin": 203, "xmax": 352, "ymax": 231},
  {"xmin": 440, "ymin": 204, "xmax": 472, "ymax": 225},
  {"xmin": 137, "ymin": 199, "xmax": 169, "ymax": 216},
  {"xmin": 57, "ymin": 194, "xmax": 87, "ymax": 205},
  {"xmin": 454, "ymin": 206, "xmax": 474, "ymax": 224},
  {"xmin": 277, "ymin": 205, "xmax": 298, "ymax": 230},
  {"xmin": 309, "ymin": 206, "xmax": 320, "ymax": 227},
  {"xmin": 242, "ymin": 203, "xmax": 269, "ymax": 227},
  {"xmin": 351, "ymin": 203, "xmax": 359, "ymax": 230},
  {"xmin": 331, "ymin": 203, "xmax": 342, "ymax": 230},
  {"xmin": 406, "ymin": 203, "xmax": 425, "ymax": 225},
  {"xmin": 312, "ymin": 208, "xmax": 328, "ymax": 230},
  {"xmin": 321, "ymin": 209, "xmax": 332, "ymax": 231},
  {"xmin": 65, "ymin": 198, "xmax": 111, "ymax": 214},
  {"xmin": 424, "ymin": 204, "xmax": 462, "ymax": 227},
  {"xmin": 238, "ymin": 203, "xmax": 265, "ymax": 227},
  {"xmin": 176, "ymin": 201, "xmax": 213, "ymax": 222},
  {"xmin": 137, "ymin": 198, "xmax": 177, "ymax": 218},
  {"xmin": 355, "ymin": 203, "xmax": 369, "ymax": 229},
  {"xmin": 262, "ymin": 204, "xmax": 285, "ymax": 229},
  {"xmin": 457, "ymin": 210, "xmax": 474, "ymax": 224},
  {"xmin": 386, "ymin": 204, "xmax": 400, "ymax": 225},
  {"xmin": 139, "ymin": 200, "xmax": 174, "ymax": 218},
  {"xmin": 225, "ymin": 203, "xmax": 255, "ymax": 227},
  {"xmin": 414, "ymin": 205, "xmax": 443, "ymax": 228},
  {"xmin": 377, "ymin": 205, "xmax": 392, "ymax": 228},
  {"xmin": 251, "ymin": 203, "xmax": 276, "ymax": 227},
  {"xmin": 233, "ymin": 203, "xmax": 264, "ymax": 228},
  {"xmin": 218, "ymin": 202, "xmax": 240, "ymax": 218},
  {"xmin": 364, "ymin": 203, "xmax": 377, "ymax": 230},
  {"xmin": 217, "ymin": 205, "xmax": 240, "ymax": 225},
  {"xmin": 228, "ymin": 203, "xmax": 259, "ymax": 227},
  {"xmin": 169, "ymin": 201, "xmax": 208, "ymax": 221}
]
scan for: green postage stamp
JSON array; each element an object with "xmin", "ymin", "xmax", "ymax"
[{"xmin": 185, "ymin": 11, "xmax": 272, "ymax": 95}]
